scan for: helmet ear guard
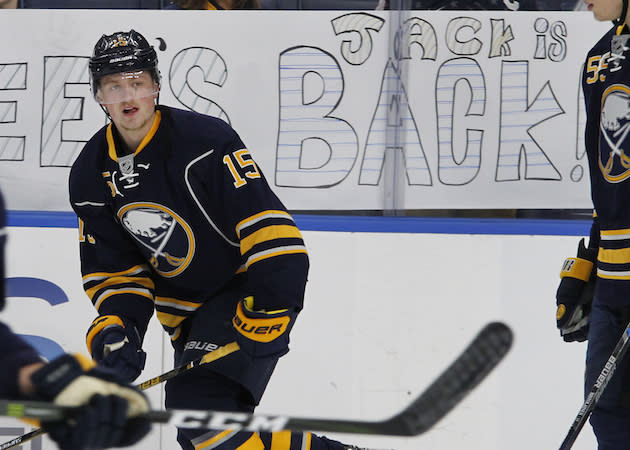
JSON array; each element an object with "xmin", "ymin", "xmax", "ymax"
[{"xmin": 614, "ymin": 0, "xmax": 629, "ymax": 26}]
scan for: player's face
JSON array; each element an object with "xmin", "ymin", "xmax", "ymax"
[
  {"xmin": 98, "ymin": 71, "xmax": 159, "ymax": 134},
  {"xmin": 585, "ymin": 0, "xmax": 624, "ymax": 22},
  {"xmin": 96, "ymin": 71, "xmax": 158, "ymax": 105}
]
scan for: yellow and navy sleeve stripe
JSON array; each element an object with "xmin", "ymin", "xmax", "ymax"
[
  {"xmin": 154, "ymin": 295, "xmax": 204, "ymax": 340},
  {"xmin": 597, "ymin": 228, "xmax": 630, "ymax": 280},
  {"xmin": 82, "ymin": 264, "xmax": 155, "ymax": 325},
  {"xmin": 235, "ymin": 210, "xmax": 307, "ymax": 269}
]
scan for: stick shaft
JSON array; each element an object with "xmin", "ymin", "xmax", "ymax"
[{"xmin": 559, "ymin": 323, "xmax": 630, "ymax": 450}]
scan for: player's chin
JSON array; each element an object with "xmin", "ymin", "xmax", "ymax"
[{"xmin": 593, "ymin": 10, "xmax": 615, "ymax": 21}]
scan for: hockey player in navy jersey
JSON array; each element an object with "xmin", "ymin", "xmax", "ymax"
[
  {"xmin": 554, "ymin": 0, "xmax": 630, "ymax": 448},
  {"xmin": 70, "ymin": 29, "xmax": 363, "ymax": 450},
  {"xmin": 0, "ymin": 190, "xmax": 151, "ymax": 450}
]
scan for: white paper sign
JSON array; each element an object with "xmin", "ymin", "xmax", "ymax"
[{"xmin": 0, "ymin": 10, "xmax": 612, "ymax": 210}]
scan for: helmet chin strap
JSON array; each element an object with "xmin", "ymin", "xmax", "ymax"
[{"xmin": 615, "ymin": 0, "xmax": 629, "ymax": 26}]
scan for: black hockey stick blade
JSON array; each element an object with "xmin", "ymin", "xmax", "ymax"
[
  {"xmin": 0, "ymin": 342, "xmax": 240, "ymax": 450},
  {"xmin": 559, "ymin": 322, "xmax": 630, "ymax": 450},
  {"xmin": 276, "ymin": 320, "xmax": 514, "ymax": 436},
  {"xmin": 0, "ymin": 322, "xmax": 512, "ymax": 437}
]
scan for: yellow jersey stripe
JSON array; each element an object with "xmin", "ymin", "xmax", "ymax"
[
  {"xmin": 193, "ymin": 430, "xmax": 235, "ymax": 449},
  {"xmin": 82, "ymin": 265, "xmax": 148, "ymax": 284},
  {"xmin": 601, "ymin": 229, "xmax": 630, "ymax": 240},
  {"xmin": 240, "ymin": 224, "xmax": 303, "ymax": 255},
  {"xmin": 154, "ymin": 296, "xmax": 203, "ymax": 311},
  {"xmin": 94, "ymin": 288, "xmax": 153, "ymax": 311},
  {"xmin": 245, "ymin": 246, "xmax": 308, "ymax": 268},
  {"xmin": 598, "ymin": 247, "xmax": 630, "ymax": 264},
  {"xmin": 598, "ymin": 268, "xmax": 630, "ymax": 279},
  {"xmin": 236, "ymin": 434, "xmax": 264, "ymax": 449},
  {"xmin": 156, "ymin": 310, "xmax": 189, "ymax": 328},
  {"xmin": 235, "ymin": 210, "xmax": 293, "ymax": 238},
  {"xmin": 107, "ymin": 111, "xmax": 161, "ymax": 162},
  {"xmin": 303, "ymin": 432, "xmax": 312, "ymax": 450},
  {"xmin": 86, "ymin": 276, "xmax": 154, "ymax": 301},
  {"xmin": 270, "ymin": 431, "xmax": 291, "ymax": 449}
]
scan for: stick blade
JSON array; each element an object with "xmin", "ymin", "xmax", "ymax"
[
  {"xmin": 287, "ymin": 321, "xmax": 513, "ymax": 436},
  {"xmin": 388, "ymin": 321, "xmax": 514, "ymax": 435}
]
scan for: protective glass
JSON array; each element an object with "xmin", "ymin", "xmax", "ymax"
[{"xmin": 95, "ymin": 70, "xmax": 159, "ymax": 105}]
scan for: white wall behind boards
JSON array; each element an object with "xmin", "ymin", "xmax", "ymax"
[{"xmin": 0, "ymin": 226, "xmax": 596, "ymax": 450}]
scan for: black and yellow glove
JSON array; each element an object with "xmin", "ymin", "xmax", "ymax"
[
  {"xmin": 86, "ymin": 315, "xmax": 146, "ymax": 383},
  {"xmin": 556, "ymin": 238, "xmax": 597, "ymax": 342},
  {"xmin": 31, "ymin": 353, "xmax": 151, "ymax": 449},
  {"xmin": 232, "ymin": 296, "xmax": 296, "ymax": 358}
]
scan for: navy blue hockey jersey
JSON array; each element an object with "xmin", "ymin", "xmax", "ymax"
[
  {"xmin": 69, "ymin": 106, "xmax": 309, "ymax": 340},
  {"xmin": 583, "ymin": 26, "xmax": 630, "ymax": 305}
]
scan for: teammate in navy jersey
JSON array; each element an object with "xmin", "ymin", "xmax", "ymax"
[
  {"xmin": 555, "ymin": 0, "xmax": 630, "ymax": 448},
  {"xmin": 0, "ymin": 191, "xmax": 151, "ymax": 450},
  {"xmin": 71, "ymin": 29, "xmax": 363, "ymax": 450}
]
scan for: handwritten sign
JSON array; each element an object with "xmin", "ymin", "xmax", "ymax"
[{"xmin": 0, "ymin": 10, "xmax": 611, "ymax": 210}]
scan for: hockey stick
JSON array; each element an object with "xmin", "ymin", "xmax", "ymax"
[
  {"xmin": 559, "ymin": 322, "xmax": 630, "ymax": 450},
  {"xmin": 0, "ymin": 341, "xmax": 240, "ymax": 450},
  {"xmin": 0, "ymin": 322, "xmax": 512, "ymax": 437}
]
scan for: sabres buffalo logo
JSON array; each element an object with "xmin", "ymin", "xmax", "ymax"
[
  {"xmin": 117, "ymin": 203, "xmax": 195, "ymax": 278},
  {"xmin": 599, "ymin": 85, "xmax": 630, "ymax": 182}
]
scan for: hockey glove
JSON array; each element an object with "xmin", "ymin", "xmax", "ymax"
[
  {"xmin": 86, "ymin": 315, "xmax": 146, "ymax": 382},
  {"xmin": 233, "ymin": 296, "xmax": 296, "ymax": 358},
  {"xmin": 31, "ymin": 353, "xmax": 151, "ymax": 450},
  {"xmin": 556, "ymin": 238, "xmax": 598, "ymax": 342}
]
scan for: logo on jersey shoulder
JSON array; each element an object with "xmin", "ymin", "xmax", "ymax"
[
  {"xmin": 599, "ymin": 85, "xmax": 630, "ymax": 183},
  {"xmin": 118, "ymin": 203, "xmax": 195, "ymax": 277}
]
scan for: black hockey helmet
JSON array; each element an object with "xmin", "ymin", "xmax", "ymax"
[{"xmin": 89, "ymin": 29, "xmax": 160, "ymax": 94}]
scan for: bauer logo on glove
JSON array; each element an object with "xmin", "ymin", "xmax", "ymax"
[{"xmin": 233, "ymin": 296, "xmax": 296, "ymax": 358}]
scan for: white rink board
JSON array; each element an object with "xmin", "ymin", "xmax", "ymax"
[
  {"xmin": 0, "ymin": 9, "xmax": 613, "ymax": 211},
  {"xmin": 0, "ymin": 226, "xmax": 596, "ymax": 450}
]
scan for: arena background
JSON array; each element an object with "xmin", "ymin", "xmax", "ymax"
[{"xmin": 0, "ymin": 7, "xmax": 607, "ymax": 450}]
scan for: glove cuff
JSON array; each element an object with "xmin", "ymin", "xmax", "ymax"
[
  {"xmin": 560, "ymin": 257, "xmax": 594, "ymax": 282},
  {"xmin": 86, "ymin": 315, "xmax": 125, "ymax": 356}
]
